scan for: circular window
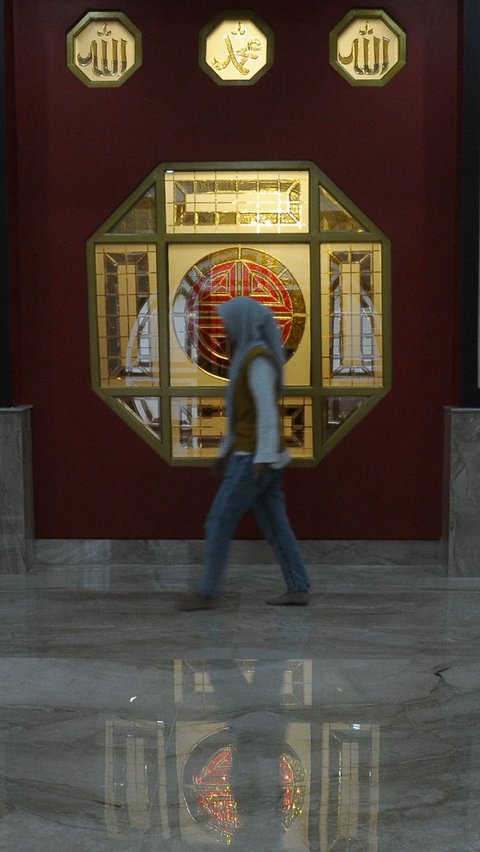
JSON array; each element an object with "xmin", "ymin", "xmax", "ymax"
[{"xmin": 171, "ymin": 246, "xmax": 306, "ymax": 379}]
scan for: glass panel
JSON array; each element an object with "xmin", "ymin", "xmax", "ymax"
[
  {"xmin": 171, "ymin": 397, "xmax": 227, "ymax": 459},
  {"xmin": 321, "ymin": 396, "xmax": 370, "ymax": 441},
  {"xmin": 108, "ymin": 186, "xmax": 156, "ymax": 234},
  {"xmin": 165, "ymin": 170, "xmax": 309, "ymax": 234},
  {"xmin": 169, "ymin": 244, "xmax": 310, "ymax": 387},
  {"xmin": 115, "ymin": 397, "xmax": 161, "ymax": 440},
  {"xmin": 171, "ymin": 396, "xmax": 313, "ymax": 460},
  {"xmin": 95, "ymin": 244, "xmax": 159, "ymax": 387},
  {"xmin": 319, "ymin": 186, "xmax": 365, "ymax": 232},
  {"xmin": 281, "ymin": 396, "xmax": 314, "ymax": 458},
  {"xmin": 320, "ymin": 244, "xmax": 383, "ymax": 386}
]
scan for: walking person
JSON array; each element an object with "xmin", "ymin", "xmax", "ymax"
[{"xmin": 180, "ymin": 296, "xmax": 310, "ymax": 611}]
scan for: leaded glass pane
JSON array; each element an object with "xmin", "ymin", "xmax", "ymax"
[
  {"xmin": 116, "ymin": 397, "xmax": 161, "ymax": 439},
  {"xmin": 95, "ymin": 245, "xmax": 159, "ymax": 386},
  {"xmin": 171, "ymin": 397, "xmax": 227, "ymax": 458},
  {"xmin": 319, "ymin": 185, "xmax": 366, "ymax": 232},
  {"xmin": 322, "ymin": 396, "xmax": 370, "ymax": 440},
  {"xmin": 169, "ymin": 244, "xmax": 310, "ymax": 387},
  {"xmin": 165, "ymin": 170, "xmax": 309, "ymax": 234},
  {"xmin": 108, "ymin": 186, "xmax": 156, "ymax": 234},
  {"xmin": 281, "ymin": 396, "xmax": 314, "ymax": 458},
  {"xmin": 170, "ymin": 395, "xmax": 313, "ymax": 460},
  {"xmin": 320, "ymin": 244, "xmax": 383, "ymax": 386}
]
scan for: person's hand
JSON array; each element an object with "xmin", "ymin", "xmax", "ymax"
[{"xmin": 253, "ymin": 462, "xmax": 270, "ymax": 481}]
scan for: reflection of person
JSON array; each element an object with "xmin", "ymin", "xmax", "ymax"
[
  {"xmin": 207, "ymin": 659, "xmax": 289, "ymax": 851},
  {"xmin": 180, "ymin": 296, "xmax": 310, "ymax": 611}
]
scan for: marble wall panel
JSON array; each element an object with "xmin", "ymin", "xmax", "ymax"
[
  {"xmin": 34, "ymin": 537, "xmax": 441, "ymax": 566},
  {"xmin": 444, "ymin": 407, "xmax": 480, "ymax": 575},
  {"xmin": 0, "ymin": 407, "xmax": 34, "ymax": 573}
]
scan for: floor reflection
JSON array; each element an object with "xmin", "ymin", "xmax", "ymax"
[{"xmin": 104, "ymin": 659, "xmax": 379, "ymax": 850}]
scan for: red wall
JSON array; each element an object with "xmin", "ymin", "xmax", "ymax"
[{"xmin": 9, "ymin": 0, "xmax": 460, "ymax": 539}]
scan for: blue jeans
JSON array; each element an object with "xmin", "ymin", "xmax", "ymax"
[{"xmin": 200, "ymin": 454, "xmax": 310, "ymax": 597}]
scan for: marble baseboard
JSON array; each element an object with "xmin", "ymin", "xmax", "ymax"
[
  {"xmin": 0, "ymin": 407, "xmax": 34, "ymax": 573},
  {"xmin": 34, "ymin": 537, "xmax": 442, "ymax": 567}
]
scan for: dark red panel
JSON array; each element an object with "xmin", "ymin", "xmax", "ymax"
[{"xmin": 9, "ymin": 0, "xmax": 460, "ymax": 539}]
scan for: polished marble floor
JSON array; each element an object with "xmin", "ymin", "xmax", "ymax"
[{"xmin": 1, "ymin": 559, "xmax": 480, "ymax": 851}]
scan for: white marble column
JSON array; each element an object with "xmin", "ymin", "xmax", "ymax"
[
  {"xmin": 444, "ymin": 407, "xmax": 480, "ymax": 575},
  {"xmin": 0, "ymin": 406, "xmax": 34, "ymax": 572}
]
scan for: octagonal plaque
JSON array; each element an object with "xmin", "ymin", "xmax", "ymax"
[
  {"xmin": 199, "ymin": 11, "xmax": 274, "ymax": 85},
  {"xmin": 67, "ymin": 11, "xmax": 142, "ymax": 87},
  {"xmin": 330, "ymin": 8, "xmax": 406, "ymax": 86}
]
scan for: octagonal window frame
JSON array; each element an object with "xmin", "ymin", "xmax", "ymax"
[{"xmin": 86, "ymin": 160, "xmax": 391, "ymax": 466}]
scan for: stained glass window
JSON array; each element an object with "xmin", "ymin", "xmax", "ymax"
[{"xmin": 87, "ymin": 162, "xmax": 391, "ymax": 464}]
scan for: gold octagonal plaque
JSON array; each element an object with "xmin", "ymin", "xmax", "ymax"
[
  {"xmin": 330, "ymin": 8, "xmax": 406, "ymax": 86},
  {"xmin": 199, "ymin": 11, "xmax": 274, "ymax": 85},
  {"xmin": 67, "ymin": 11, "xmax": 142, "ymax": 87}
]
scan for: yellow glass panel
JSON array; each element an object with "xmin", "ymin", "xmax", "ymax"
[
  {"xmin": 319, "ymin": 186, "xmax": 366, "ymax": 232},
  {"xmin": 281, "ymin": 396, "xmax": 314, "ymax": 458},
  {"xmin": 95, "ymin": 245, "xmax": 159, "ymax": 387},
  {"xmin": 320, "ymin": 244, "xmax": 383, "ymax": 387},
  {"xmin": 108, "ymin": 186, "xmax": 156, "ymax": 234},
  {"xmin": 164, "ymin": 170, "xmax": 309, "ymax": 234},
  {"xmin": 171, "ymin": 395, "xmax": 313, "ymax": 460},
  {"xmin": 168, "ymin": 244, "xmax": 310, "ymax": 387},
  {"xmin": 171, "ymin": 397, "xmax": 227, "ymax": 459},
  {"xmin": 115, "ymin": 397, "xmax": 161, "ymax": 440}
]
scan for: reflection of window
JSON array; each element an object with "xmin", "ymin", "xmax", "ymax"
[
  {"xmin": 321, "ymin": 722, "xmax": 380, "ymax": 850},
  {"xmin": 181, "ymin": 730, "xmax": 307, "ymax": 845},
  {"xmin": 88, "ymin": 162, "xmax": 391, "ymax": 464}
]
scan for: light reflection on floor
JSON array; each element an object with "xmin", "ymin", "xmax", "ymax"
[{"xmin": 0, "ymin": 562, "xmax": 479, "ymax": 851}]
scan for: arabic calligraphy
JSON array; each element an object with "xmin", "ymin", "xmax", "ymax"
[
  {"xmin": 207, "ymin": 19, "xmax": 266, "ymax": 80},
  {"xmin": 212, "ymin": 28, "xmax": 261, "ymax": 77},
  {"xmin": 339, "ymin": 20, "xmax": 391, "ymax": 75},
  {"xmin": 77, "ymin": 23, "xmax": 128, "ymax": 77}
]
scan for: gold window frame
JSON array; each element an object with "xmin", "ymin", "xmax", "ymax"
[{"xmin": 87, "ymin": 161, "xmax": 391, "ymax": 466}]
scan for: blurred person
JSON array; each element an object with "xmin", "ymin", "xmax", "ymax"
[{"xmin": 180, "ymin": 296, "xmax": 310, "ymax": 611}]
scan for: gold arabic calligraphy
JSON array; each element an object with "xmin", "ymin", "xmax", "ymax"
[
  {"xmin": 77, "ymin": 24, "xmax": 128, "ymax": 77},
  {"xmin": 339, "ymin": 21, "xmax": 390, "ymax": 76},
  {"xmin": 212, "ymin": 23, "xmax": 261, "ymax": 76}
]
